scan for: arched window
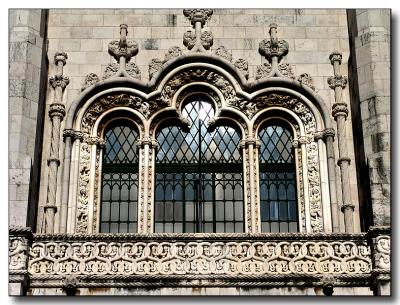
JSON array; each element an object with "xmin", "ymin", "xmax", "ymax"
[
  {"xmin": 155, "ymin": 96, "xmax": 244, "ymax": 233},
  {"xmin": 100, "ymin": 121, "xmax": 139, "ymax": 233},
  {"xmin": 258, "ymin": 122, "xmax": 298, "ymax": 232}
]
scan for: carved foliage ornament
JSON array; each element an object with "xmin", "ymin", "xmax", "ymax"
[
  {"xmin": 259, "ymin": 38, "xmax": 289, "ymax": 63},
  {"xmin": 327, "ymin": 75, "xmax": 347, "ymax": 90},
  {"xmin": 183, "ymin": 30, "xmax": 214, "ymax": 50},
  {"xmin": 298, "ymin": 73, "xmax": 315, "ymax": 90},
  {"xmin": 82, "ymin": 73, "xmax": 100, "ymax": 91},
  {"xmin": 148, "ymin": 46, "xmax": 183, "ymax": 79},
  {"xmin": 49, "ymin": 74, "xmax": 70, "ymax": 89},
  {"xmin": 108, "ymin": 40, "xmax": 139, "ymax": 62},
  {"xmin": 183, "ymin": 9, "xmax": 213, "ymax": 27}
]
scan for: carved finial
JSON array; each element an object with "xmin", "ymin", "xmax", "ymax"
[
  {"xmin": 183, "ymin": 9, "xmax": 213, "ymax": 27},
  {"xmin": 259, "ymin": 23, "xmax": 289, "ymax": 64},
  {"xmin": 108, "ymin": 24, "xmax": 138, "ymax": 62}
]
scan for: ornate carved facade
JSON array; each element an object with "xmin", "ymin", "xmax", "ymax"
[{"xmin": 8, "ymin": 8, "xmax": 391, "ymax": 296}]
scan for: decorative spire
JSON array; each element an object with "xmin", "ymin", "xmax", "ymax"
[{"xmin": 183, "ymin": 9, "xmax": 214, "ymax": 52}]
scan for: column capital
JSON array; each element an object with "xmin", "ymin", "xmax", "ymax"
[
  {"xmin": 332, "ymin": 102, "xmax": 349, "ymax": 119},
  {"xmin": 49, "ymin": 103, "xmax": 66, "ymax": 119},
  {"xmin": 43, "ymin": 204, "xmax": 58, "ymax": 212},
  {"xmin": 86, "ymin": 136, "xmax": 106, "ymax": 148},
  {"xmin": 327, "ymin": 75, "xmax": 347, "ymax": 90},
  {"xmin": 298, "ymin": 135, "xmax": 313, "ymax": 145},
  {"xmin": 341, "ymin": 203, "xmax": 355, "ymax": 212},
  {"xmin": 47, "ymin": 157, "xmax": 61, "ymax": 166},
  {"xmin": 323, "ymin": 128, "xmax": 336, "ymax": 138},
  {"xmin": 137, "ymin": 136, "xmax": 159, "ymax": 149},
  {"xmin": 54, "ymin": 51, "xmax": 68, "ymax": 66},
  {"xmin": 240, "ymin": 138, "xmax": 260, "ymax": 148}
]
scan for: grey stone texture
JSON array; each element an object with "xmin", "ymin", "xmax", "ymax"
[
  {"xmin": 353, "ymin": 9, "xmax": 390, "ymax": 226},
  {"xmin": 9, "ymin": 9, "xmax": 44, "ymax": 227}
]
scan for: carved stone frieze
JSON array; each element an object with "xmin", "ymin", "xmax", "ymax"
[
  {"xmin": 298, "ymin": 73, "xmax": 315, "ymax": 90},
  {"xmin": 28, "ymin": 236, "xmax": 372, "ymax": 277},
  {"xmin": 307, "ymin": 142, "xmax": 323, "ymax": 232},
  {"xmin": 81, "ymin": 73, "xmax": 100, "ymax": 91},
  {"xmin": 183, "ymin": 9, "xmax": 213, "ymax": 27}
]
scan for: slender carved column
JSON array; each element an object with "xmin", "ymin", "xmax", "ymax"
[
  {"xmin": 137, "ymin": 136, "xmax": 159, "ymax": 233},
  {"xmin": 43, "ymin": 52, "xmax": 69, "ymax": 233},
  {"xmin": 240, "ymin": 138, "xmax": 260, "ymax": 233},
  {"xmin": 322, "ymin": 128, "xmax": 340, "ymax": 232},
  {"xmin": 328, "ymin": 52, "xmax": 354, "ymax": 233}
]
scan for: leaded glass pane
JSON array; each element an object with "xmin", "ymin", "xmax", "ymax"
[
  {"xmin": 155, "ymin": 97, "xmax": 244, "ymax": 233},
  {"xmin": 259, "ymin": 124, "xmax": 298, "ymax": 232},
  {"xmin": 100, "ymin": 123, "xmax": 139, "ymax": 233}
]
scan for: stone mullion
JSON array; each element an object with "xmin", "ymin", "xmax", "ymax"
[
  {"xmin": 253, "ymin": 142, "xmax": 261, "ymax": 233},
  {"xmin": 43, "ymin": 52, "xmax": 69, "ymax": 234},
  {"xmin": 328, "ymin": 52, "xmax": 354, "ymax": 233}
]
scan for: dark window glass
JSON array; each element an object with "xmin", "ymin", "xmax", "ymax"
[
  {"xmin": 259, "ymin": 125, "xmax": 298, "ymax": 232},
  {"xmin": 155, "ymin": 97, "xmax": 244, "ymax": 233},
  {"xmin": 100, "ymin": 123, "xmax": 139, "ymax": 233}
]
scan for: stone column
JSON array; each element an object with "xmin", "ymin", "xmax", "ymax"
[
  {"xmin": 328, "ymin": 52, "xmax": 354, "ymax": 233},
  {"xmin": 43, "ymin": 52, "xmax": 69, "ymax": 233},
  {"xmin": 322, "ymin": 128, "xmax": 340, "ymax": 232},
  {"xmin": 368, "ymin": 226, "xmax": 391, "ymax": 295}
]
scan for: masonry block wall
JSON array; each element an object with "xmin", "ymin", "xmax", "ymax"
[
  {"xmin": 9, "ymin": 9, "xmax": 46, "ymax": 228},
  {"xmin": 37, "ymin": 8, "xmax": 361, "ymax": 233}
]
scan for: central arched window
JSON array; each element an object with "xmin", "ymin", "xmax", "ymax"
[
  {"xmin": 258, "ymin": 121, "xmax": 298, "ymax": 232},
  {"xmin": 154, "ymin": 96, "xmax": 244, "ymax": 233},
  {"xmin": 100, "ymin": 121, "xmax": 139, "ymax": 233}
]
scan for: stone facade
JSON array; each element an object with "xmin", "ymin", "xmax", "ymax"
[{"xmin": 8, "ymin": 8, "xmax": 391, "ymax": 296}]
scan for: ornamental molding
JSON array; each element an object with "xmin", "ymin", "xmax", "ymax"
[
  {"xmin": 332, "ymin": 102, "xmax": 349, "ymax": 118},
  {"xmin": 49, "ymin": 103, "xmax": 66, "ymax": 119},
  {"xmin": 81, "ymin": 93, "xmax": 147, "ymax": 135}
]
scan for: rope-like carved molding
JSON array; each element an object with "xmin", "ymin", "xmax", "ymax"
[
  {"xmin": 28, "ymin": 238, "xmax": 371, "ymax": 277},
  {"xmin": 81, "ymin": 93, "xmax": 147, "ymax": 135},
  {"xmin": 29, "ymin": 274, "xmax": 372, "ymax": 289}
]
